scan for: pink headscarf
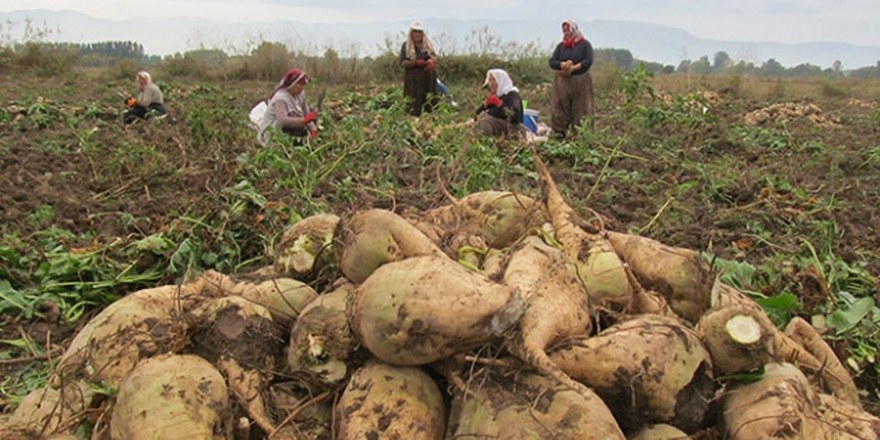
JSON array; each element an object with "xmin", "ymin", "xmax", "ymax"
[{"xmin": 270, "ymin": 68, "xmax": 309, "ymax": 99}]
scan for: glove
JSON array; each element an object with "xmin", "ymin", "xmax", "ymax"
[
  {"xmin": 309, "ymin": 129, "xmax": 318, "ymax": 139},
  {"xmin": 304, "ymin": 111, "xmax": 318, "ymax": 124},
  {"xmin": 414, "ymin": 59, "xmax": 427, "ymax": 67},
  {"xmin": 483, "ymin": 94, "xmax": 503, "ymax": 108},
  {"xmin": 426, "ymin": 59, "xmax": 435, "ymax": 70},
  {"xmin": 125, "ymin": 97, "xmax": 137, "ymax": 107}
]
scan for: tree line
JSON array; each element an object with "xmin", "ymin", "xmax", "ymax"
[
  {"xmin": 4, "ymin": 37, "xmax": 880, "ymax": 79},
  {"xmin": 602, "ymin": 48, "xmax": 880, "ymax": 79}
]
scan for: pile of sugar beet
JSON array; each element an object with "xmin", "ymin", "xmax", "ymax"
[{"xmin": 3, "ymin": 151, "xmax": 878, "ymax": 440}]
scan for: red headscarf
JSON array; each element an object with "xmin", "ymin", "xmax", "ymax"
[
  {"xmin": 270, "ymin": 68, "xmax": 309, "ymax": 99},
  {"xmin": 561, "ymin": 19, "xmax": 585, "ymax": 48}
]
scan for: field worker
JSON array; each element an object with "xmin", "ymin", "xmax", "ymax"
[
  {"xmin": 474, "ymin": 69, "xmax": 526, "ymax": 138},
  {"xmin": 257, "ymin": 68, "xmax": 318, "ymax": 145},
  {"xmin": 548, "ymin": 19, "xmax": 595, "ymax": 139},
  {"xmin": 123, "ymin": 71, "xmax": 167, "ymax": 124},
  {"xmin": 399, "ymin": 20, "xmax": 438, "ymax": 116}
]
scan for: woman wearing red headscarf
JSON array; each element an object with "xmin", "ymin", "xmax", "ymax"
[
  {"xmin": 549, "ymin": 19, "xmax": 594, "ymax": 139},
  {"xmin": 257, "ymin": 68, "xmax": 318, "ymax": 145},
  {"xmin": 399, "ymin": 20, "xmax": 438, "ymax": 116}
]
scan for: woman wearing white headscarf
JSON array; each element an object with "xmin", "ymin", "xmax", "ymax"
[
  {"xmin": 123, "ymin": 71, "xmax": 167, "ymax": 124},
  {"xmin": 549, "ymin": 19, "xmax": 594, "ymax": 138},
  {"xmin": 474, "ymin": 69, "xmax": 525, "ymax": 138},
  {"xmin": 399, "ymin": 20, "xmax": 438, "ymax": 116}
]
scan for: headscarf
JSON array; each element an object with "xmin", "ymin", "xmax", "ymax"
[
  {"xmin": 484, "ymin": 69, "xmax": 519, "ymax": 97},
  {"xmin": 561, "ymin": 19, "xmax": 585, "ymax": 48},
  {"xmin": 137, "ymin": 71, "xmax": 152, "ymax": 83},
  {"xmin": 137, "ymin": 71, "xmax": 152, "ymax": 89},
  {"xmin": 404, "ymin": 20, "xmax": 436, "ymax": 60},
  {"xmin": 270, "ymin": 68, "xmax": 309, "ymax": 100}
]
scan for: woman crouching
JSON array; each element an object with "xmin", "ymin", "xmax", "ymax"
[{"xmin": 257, "ymin": 68, "xmax": 318, "ymax": 145}]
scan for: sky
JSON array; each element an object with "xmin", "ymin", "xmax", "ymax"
[{"xmin": 1, "ymin": 0, "xmax": 878, "ymax": 47}]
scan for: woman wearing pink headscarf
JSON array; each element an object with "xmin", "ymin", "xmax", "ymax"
[
  {"xmin": 257, "ymin": 68, "xmax": 318, "ymax": 145},
  {"xmin": 399, "ymin": 20, "xmax": 438, "ymax": 116},
  {"xmin": 549, "ymin": 19, "xmax": 595, "ymax": 138}
]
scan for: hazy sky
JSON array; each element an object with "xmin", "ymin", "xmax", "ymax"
[{"xmin": 2, "ymin": 0, "xmax": 878, "ymax": 47}]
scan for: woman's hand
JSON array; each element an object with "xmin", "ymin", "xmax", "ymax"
[{"xmin": 483, "ymin": 94, "xmax": 503, "ymax": 107}]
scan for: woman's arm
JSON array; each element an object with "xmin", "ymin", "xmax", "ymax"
[
  {"xmin": 272, "ymin": 101, "xmax": 305, "ymax": 130},
  {"xmin": 400, "ymin": 43, "xmax": 421, "ymax": 69},
  {"xmin": 485, "ymin": 92, "xmax": 523, "ymax": 124},
  {"xmin": 549, "ymin": 43, "xmax": 564, "ymax": 70},
  {"xmin": 574, "ymin": 41, "xmax": 594, "ymax": 72}
]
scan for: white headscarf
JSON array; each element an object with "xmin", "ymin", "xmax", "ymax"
[
  {"xmin": 137, "ymin": 71, "xmax": 152, "ymax": 84},
  {"xmin": 405, "ymin": 20, "xmax": 436, "ymax": 60},
  {"xmin": 485, "ymin": 69, "xmax": 518, "ymax": 97}
]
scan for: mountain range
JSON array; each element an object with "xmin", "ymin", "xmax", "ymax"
[{"xmin": 3, "ymin": 9, "xmax": 880, "ymax": 70}]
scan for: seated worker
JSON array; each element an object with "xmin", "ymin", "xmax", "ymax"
[
  {"xmin": 474, "ymin": 69, "xmax": 525, "ymax": 138},
  {"xmin": 123, "ymin": 71, "xmax": 167, "ymax": 124},
  {"xmin": 257, "ymin": 68, "xmax": 318, "ymax": 145}
]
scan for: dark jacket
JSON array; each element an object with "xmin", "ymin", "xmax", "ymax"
[
  {"xmin": 549, "ymin": 40, "xmax": 594, "ymax": 75},
  {"xmin": 399, "ymin": 43, "xmax": 433, "ymax": 67},
  {"xmin": 475, "ymin": 90, "xmax": 523, "ymax": 125}
]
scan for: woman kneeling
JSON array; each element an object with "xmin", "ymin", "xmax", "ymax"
[{"xmin": 474, "ymin": 69, "xmax": 525, "ymax": 139}]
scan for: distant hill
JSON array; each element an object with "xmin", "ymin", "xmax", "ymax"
[{"xmin": 3, "ymin": 9, "xmax": 880, "ymax": 70}]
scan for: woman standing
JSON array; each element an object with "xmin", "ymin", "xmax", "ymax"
[
  {"xmin": 474, "ymin": 69, "xmax": 525, "ymax": 138},
  {"xmin": 399, "ymin": 20, "xmax": 438, "ymax": 116},
  {"xmin": 257, "ymin": 68, "xmax": 318, "ymax": 145},
  {"xmin": 123, "ymin": 71, "xmax": 167, "ymax": 124},
  {"xmin": 549, "ymin": 19, "xmax": 594, "ymax": 138}
]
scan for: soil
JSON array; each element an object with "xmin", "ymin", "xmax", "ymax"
[{"xmin": 2, "ymin": 79, "xmax": 878, "ymax": 276}]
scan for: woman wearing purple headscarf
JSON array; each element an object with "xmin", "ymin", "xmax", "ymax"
[
  {"xmin": 549, "ymin": 19, "xmax": 595, "ymax": 138},
  {"xmin": 257, "ymin": 68, "xmax": 318, "ymax": 145}
]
